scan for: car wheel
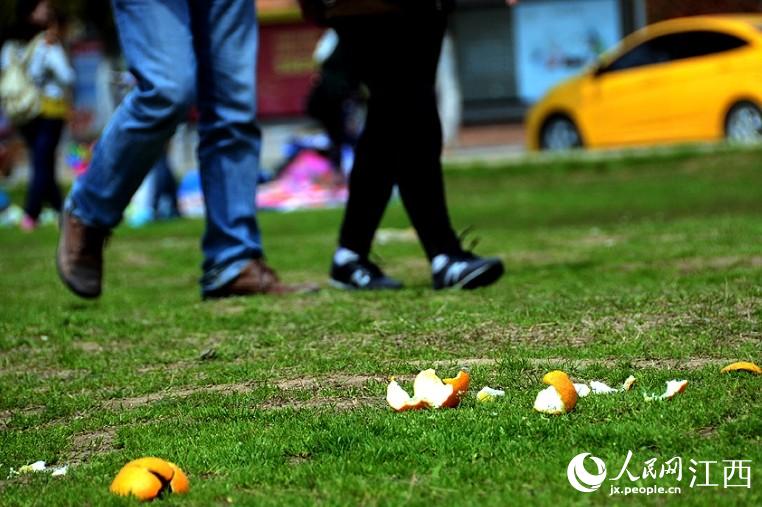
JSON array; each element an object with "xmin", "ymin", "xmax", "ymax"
[
  {"xmin": 540, "ymin": 116, "xmax": 583, "ymax": 151},
  {"xmin": 725, "ymin": 101, "xmax": 762, "ymax": 143}
]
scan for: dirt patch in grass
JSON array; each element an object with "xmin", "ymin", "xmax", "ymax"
[
  {"xmin": 0, "ymin": 406, "xmax": 46, "ymax": 428},
  {"xmin": 118, "ymin": 251, "xmax": 157, "ymax": 268},
  {"xmin": 261, "ymin": 396, "xmax": 382, "ymax": 411},
  {"xmin": 274, "ymin": 374, "xmax": 387, "ymax": 390},
  {"xmin": 504, "ymin": 250, "xmax": 577, "ymax": 267},
  {"xmin": 97, "ymin": 356, "xmax": 736, "ymax": 411},
  {"xmin": 0, "ymin": 355, "xmax": 741, "ymax": 426},
  {"xmin": 71, "ymin": 341, "xmax": 105, "ymax": 353},
  {"xmin": 69, "ymin": 428, "xmax": 119, "ymax": 465},
  {"xmin": 285, "ymin": 452, "xmax": 312, "ymax": 465},
  {"xmin": 428, "ymin": 357, "xmax": 734, "ymax": 370},
  {"xmin": 1, "ymin": 367, "xmax": 83, "ymax": 381},
  {"xmin": 101, "ymin": 383, "xmax": 257, "ymax": 411},
  {"xmin": 675, "ymin": 255, "xmax": 762, "ymax": 273},
  {"xmin": 619, "ymin": 255, "xmax": 762, "ymax": 273},
  {"xmin": 101, "ymin": 374, "xmax": 393, "ymax": 412},
  {"xmin": 566, "ymin": 230, "xmax": 622, "ymax": 248}
]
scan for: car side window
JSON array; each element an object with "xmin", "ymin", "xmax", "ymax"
[{"xmin": 603, "ymin": 30, "xmax": 748, "ymax": 73}]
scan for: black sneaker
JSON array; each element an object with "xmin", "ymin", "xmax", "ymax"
[
  {"xmin": 330, "ymin": 258, "xmax": 403, "ymax": 290},
  {"xmin": 431, "ymin": 252, "xmax": 504, "ymax": 290}
]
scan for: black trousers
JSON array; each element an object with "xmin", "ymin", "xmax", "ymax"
[
  {"xmin": 20, "ymin": 117, "xmax": 64, "ymax": 220},
  {"xmin": 334, "ymin": 13, "xmax": 461, "ymax": 260}
]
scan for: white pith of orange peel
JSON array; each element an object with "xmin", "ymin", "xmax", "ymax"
[
  {"xmin": 644, "ymin": 379, "xmax": 688, "ymax": 401},
  {"xmin": 476, "ymin": 386, "xmax": 506, "ymax": 403},
  {"xmin": 575, "ymin": 375, "xmax": 637, "ymax": 397}
]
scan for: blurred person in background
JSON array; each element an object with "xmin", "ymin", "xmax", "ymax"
[
  {"xmin": 299, "ymin": 0, "xmax": 504, "ymax": 291},
  {"xmin": 1, "ymin": 0, "xmax": 73, "ymax": 231},
  {"xmin": 307, "ymin": 26, "xmax": 461, "ymax": 175},
  {"xmin": 56, "ymin": 0, "xmax": 311, "ymax": 300},
  {"xmin": 306, "ymin": 29, "xmax": 362, "ymax": 175},
  {"xmin": 436, "ymin": 31, "xmax": 462, "ymax": 148}
]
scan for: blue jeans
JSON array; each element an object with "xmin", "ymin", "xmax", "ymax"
[{"xmin": 67, "ymin": 0, "xmax": 262, "ymax": 293}]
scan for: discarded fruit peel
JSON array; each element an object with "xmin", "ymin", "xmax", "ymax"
[
  {"xmin": 7, "ymin": 461, "xmax": 67, "ymax": 478},
  {"xmin": 110, "ymin": 457, "xmax": 189, "ymax": 501},
  {"xmin": 721, "ymin": 361, "xmax": 761, "ymax": 375},
  {"xmin": 644, "ymin": 380, "xmax": 688, "ymax": 402},
  {"xmin": 573, "ymin": 383, "xmax": 591, "ymax": 398},
  {"xmin": 622, "ymin": 375, "xmax": 637, "ymax": 391},
  {"xmin": 476, "ymin": 386, "xmax": 506, "ymax": 403},
  {"xmin": 386, "ymin": 369, "xmax": 470, "ymax": 411},
  {"xmin": 533, "ymin": 370, "xmax": 578, "ymax": 415},
  {"xmin": 590, "ymin": 381, "xmax": 619, "ymax": 395},
  {"xmin": 575, "ymin": 375, "xmax": 637, "ymax": 397}
]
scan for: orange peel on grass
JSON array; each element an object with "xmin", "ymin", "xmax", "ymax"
[
  {"xmin": 110, "ymin": 457, "xmax": 189, "ymax": 501},
  {"xmin": 386, "ymin": 369, "xmax": 470, "ymax": 411},
  {"xmin": 721, "ymin": 361, "xmax": 761, "ymax": 375},
  {"xmin": 534, "ymin": 370, "xmax": 578, "ymax": 415},
  {"xmin": 476, "ymin": 386, "xmax": 506, "ymax": 403},
  {"xmin": 644, "ymin": 380, "xmax": 688, "ymax": 402},
  {"xmin": 574, "ymin": 375, "xmax": 637, "ymax": 397}
]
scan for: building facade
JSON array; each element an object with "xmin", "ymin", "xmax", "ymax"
[{"xmin": 256, "ymin": 0, "xmax": 762, "ymax": 122}]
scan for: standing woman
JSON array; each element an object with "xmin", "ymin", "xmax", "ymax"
[
  {"xmin": 300, "ymin": 1, "xmax": 504, "ymax": 290},
  {"xmin": 1, "ymin": 0, "xmax": 74, "ymax": 230}
]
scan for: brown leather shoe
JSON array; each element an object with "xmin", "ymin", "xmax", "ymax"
[
  {"xmin": 56, "ymin": 211, "xmax": 110, "ymax": 299},
  {"xmin": 203, "ymin": 259, "xmax": 319, "ymax": 299}
]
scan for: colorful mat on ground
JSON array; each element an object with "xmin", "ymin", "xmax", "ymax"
[{"xmin": 178, "ymin": 149, "xmax": 347, "ymax": 217}]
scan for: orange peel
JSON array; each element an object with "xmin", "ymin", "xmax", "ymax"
[
  {"xmin": 622, "ymin": 375, "xmax": 637, "ymax": 391},
  {"xmin": 534, "ymin": 370, "xmax": 578, "ymax": 414},
  {"xmin": 573, "ymin": 383, "xmax": 591, "ymax": 398},
  {"xmin": 644, "ymin": 380, "xmax": 688, "ymax": 402},
  {"xmin": 386, "ymin": 369, "xmax": 470, "ymax": 411},
  {"xmin": 721, "ymin": 361, "xmax": 761, "ymax": 375},
  {"xmin": 110, "ymin": 457, "xmax": 189, "ymax": 501},
  {"xmin": 589, "ymin": 381, "xmax": 618, "ymax": 394},
  {"xmin": 576, "ymin": 375, "xmax": 637, "ymax": 396},
  {"xmin": 476, "ymin": 386, "xmax": 506, "ymax": 403}
]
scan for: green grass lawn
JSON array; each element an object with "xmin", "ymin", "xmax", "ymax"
[{"xmin": 0, "ymin": 147, "xmax": 760, "ymax": 506}]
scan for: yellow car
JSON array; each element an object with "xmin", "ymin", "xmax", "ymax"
[{"xmin": 527, "ymin": 15, "xmax": 762, "ymax": 151}]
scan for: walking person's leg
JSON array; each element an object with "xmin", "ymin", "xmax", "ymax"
[
  {"xmin": 380, "ymin": 14, "xmax": 503, "ymax": 290},
  {"xmin": 19, "ymin": 119, "xmax": 44, "ymax": 228},
  {"xmin": 37, "ymin": 118, "xmax": 65, "ymax": 214},
  {"xmin": 58, "ymin": 0, "xmax": 197, "ymax": 298},
  {"xmin": 376, "ymin": 14, "xmax": 461, "ymax": 261},
  {"xmin": 18, "ymin": 117, "xmax": 63, "ymax": 230},
  {"xmin": 327, "ymin": 18, "xmax": 401, "ymax": 290},
  {"xmin": 191, "ymin": 0, "xmax": 305, "ymax": 298},
  {"xmin": 331, "ymin": 13, "xmax": 503, "ymax": 290}
]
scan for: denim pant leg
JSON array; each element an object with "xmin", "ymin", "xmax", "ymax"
[
  {"xmin": 67, "ymin": 0, "xmax": 196, "ymax": 229},
  {"xmin": 191, "ymin": 0, "xmax": 264, "ymax": 292}
]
